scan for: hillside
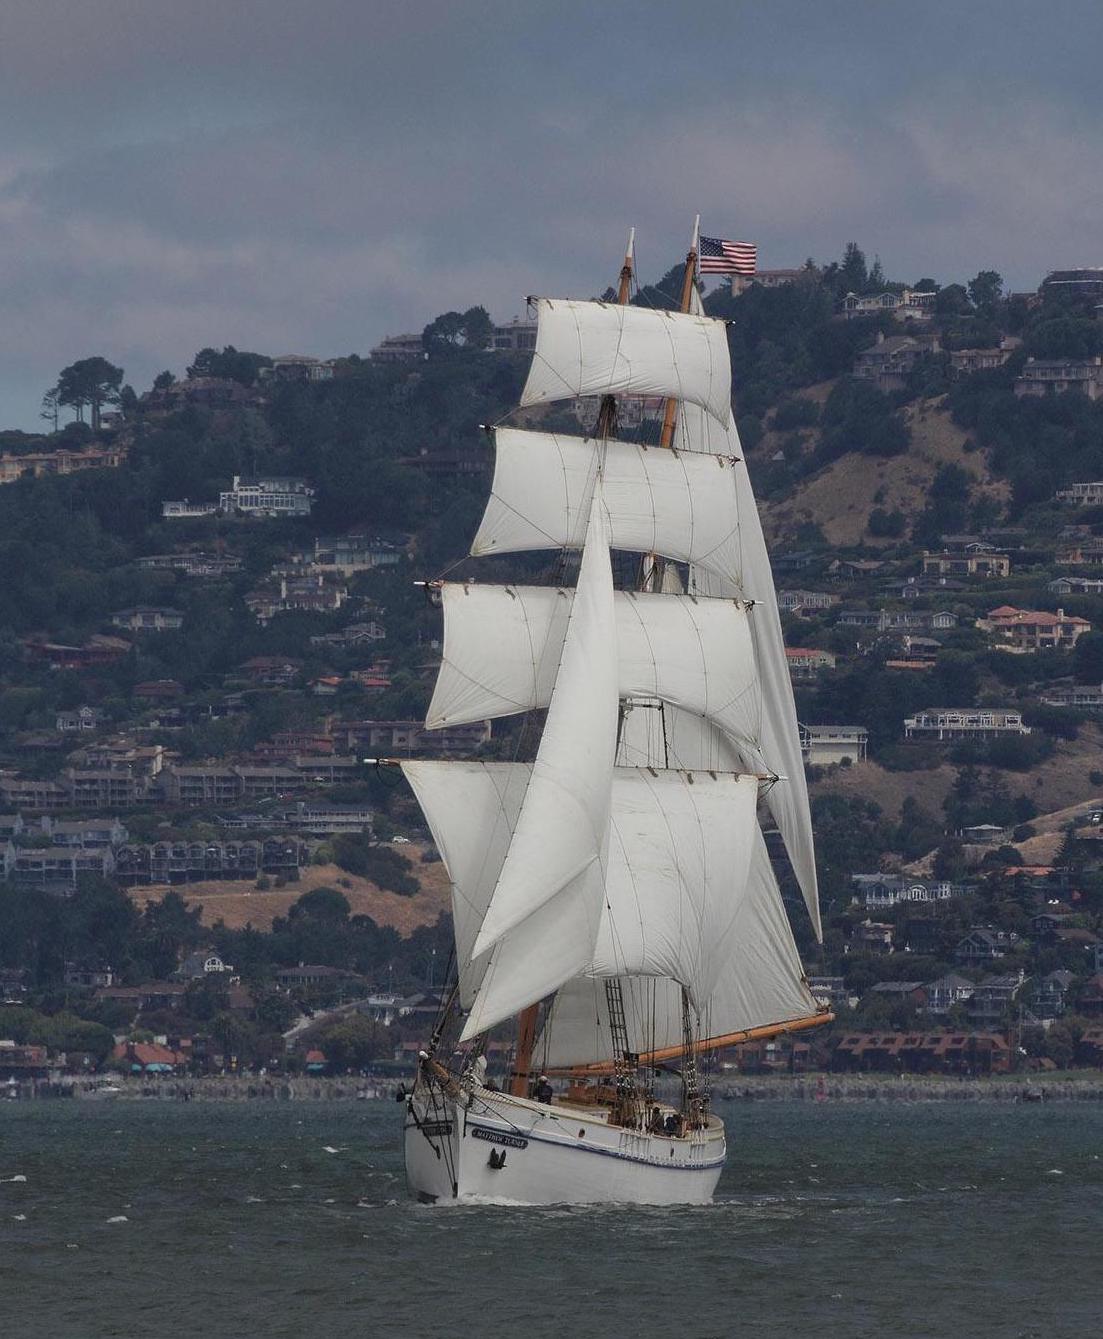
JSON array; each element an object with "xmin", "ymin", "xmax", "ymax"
[
  {"xmin": 760, "ymin": 390, "xmax": 1009, "ymax": 548},
  {"xmin": 811, "ymin": 724, "xmax": 1103, "ymax": 823},
  {"xmin": 128, "ymin": 847, "xmax": 451, "ymax": 935}
]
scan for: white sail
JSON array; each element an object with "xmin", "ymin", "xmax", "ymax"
[
  {"xmin": 471, "ymin": 486, "xmax": 618, "ymax": 958},
  {"xmin": 520, "ymin": 298, "xmax": 732, "ymax": 426},
  {"xmin": 425, "ymin": 583, "xmax": 570, "ymax": 729},
  {"xmin": 463, "ymin": 864, "xmax": 603, "ymax": 1040},
  {"xmin": 426, "ymin": 581, "xmax": 765, "ymax": 771},
  {"xmin": 401, "ymin": 759, "xmax": 527, "ymax": 1010},
  {"xmin": 616, "ymin": 700, "xmax": 745, "ymax": 771},
  {"xmin": 405, "ymin": 758, "xmax": 776, "ymax": 1041},
  {"xmin": 592, "ymin": 769, "xmax": 760, "ymax": 1007},
  {"xmin": 471, "ymin": 428, "xmax": 745, "ymax": 589},
  {"xmin": 542, "ymin": 826, "xmax": 818, "ymax": 1069},
  {"xmin": 404, "ymin": 257, "xmax": 820, "ymax": 1071},
  {"xmin": 676, "ymin": 285, "xmax": 822, "ymax": 941}
]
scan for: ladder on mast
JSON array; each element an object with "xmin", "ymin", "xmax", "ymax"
[{"xmin": 605, "ymin": 977, "xmax": 640, "ymax": 1127}]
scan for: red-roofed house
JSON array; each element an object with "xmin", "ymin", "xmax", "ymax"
[
  {"xmin": 784, "ymin": 648, "xmax": 837, "ymax": 680},
  {"xmin": 979, "ymin": 606, "xmax": 1091, "ymax": 651},
  {"xmin": 111, "ymin": 1041, "xmax": 186, "ymax": 1072}
]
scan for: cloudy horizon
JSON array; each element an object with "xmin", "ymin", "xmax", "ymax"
[{"xmin": 3, "ymin": 0, "xmax": 1102, "ymax": 429}]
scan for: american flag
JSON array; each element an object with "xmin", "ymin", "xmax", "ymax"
[{"xmin": 699, "ymin": 235, "xmax": 757, "ymax": 275}]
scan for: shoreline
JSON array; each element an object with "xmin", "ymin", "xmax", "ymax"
[
  {"xmin": 714, "ymin": 1073, "xmax": 1103, "ymax": 1102},
  {"xmin": 5, "ymin": 1071, "xmax": 1103, "ymax": 1104}
]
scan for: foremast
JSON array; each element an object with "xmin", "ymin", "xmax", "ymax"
[{"xmin": 511, "ymin": 227, "xmax": 636, "ymax": 1101}]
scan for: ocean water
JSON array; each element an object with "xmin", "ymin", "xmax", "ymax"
[{"xmin": 1, "ymin": 1097, "xmax": 1100, "ymax": 1339}]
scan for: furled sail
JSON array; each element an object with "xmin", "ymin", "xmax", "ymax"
[
  {"xmin": 425, "ymin": 581, "xmax": 765, "ymax": 772},
  {"xmin": 471, "ymin": 428, "xmax": 745, "ymax": 589},
  {"xmin": 520, "ymin": 298, "xmax": 732, "ymax": 426}
]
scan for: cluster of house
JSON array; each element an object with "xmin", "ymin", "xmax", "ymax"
[
  {"xmin": 844, "ymin": 266, "xmax": 1103, "ymax": 395},
  {"xmin": 0, "ymin": 813, "xmax": 310, "ymax": 890},
  {"xmin": 0, "ymin": 714, "xmax": 491, "ymax": 821},
  {"xmin": 771, "ymin": 515, "xmax": 1103, "ymax": 754},
  {"xmin": 813, "ymin": 944, "xmax": 1103, "ymax": 1036},
  {"xmin": 0, "ymin": 959, "xmax": 453, "ymax": 1080},
  {"xmin": 162, "ymin": 474, "xmax": 315, "ymax": 520},
  {"xmin": 369, "ymin": 316, "xmax": 538, "ymax": 363},
  {"xmin": 244, "ymin": 531, "xmax": 402, "ymax": 624},
  {"xmin": 854, "ymin": 337, "xmax": 1103, "ymax": 401},
  {"xmin": 830, "ymin": 1031, "xmax": 1016, "ymax": 1074},
  {"xmin": 0, "ymin": 442, "xmax": 126, "ymax": 487},
  {"xmin": 135, "ymin": 551, "xmax": 244, "ymax": 579}
]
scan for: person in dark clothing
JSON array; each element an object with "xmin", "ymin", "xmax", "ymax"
[{"xmin": 533, "ymin": 1075, "xmax": 554, "ymax": 1104}]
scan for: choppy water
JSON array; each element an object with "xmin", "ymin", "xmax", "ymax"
[{"xmin": 1, "ymin": 1098, "xmax": 1100, "ymax": 1338}]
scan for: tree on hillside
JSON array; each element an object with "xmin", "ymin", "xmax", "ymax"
[
  {"xmin": 840, "ymin": 242, "xmax": 868, "ymax": 294},
  {"xmin": 968, "ymin": 271, "xmax": 1003, "ymax": 314},
  {"xmin": 138, "ymin": 891, "xmax": 204, "ymax": 978},
  {"xmin": 53, "ymin": 357, "xmax": 125, "ymax": 430},
  {"xmin": 631, "ymin": 263, "xmax": 689, "ymax": 311},
  {"xmin": 187, "ymin": 346, "xmax": 271, "ymax": 385},
  {"xmin": 1025, "ymin": 317, "xmax": 1103, "ymax": 360},
  {"xmin": 152, "ymin": 370, "xmax": 175, "ymax": 391},
  {"xmin": 40, "ymin": 388, "xmax": 60, "ymax": 433},
  {"xmin": 1074, "ymin": 631, "xmax": 1103, "ymax": 684},
  {"xmin": 819, "ymin": 378, "xmax": 910, "ymax": 460},
  {"xmin": 313, "ymin": 1015, "xmax": 388, "ymax": 1070},
  {"xmin": 912, "ymin": 461, "xmax": 972, "ymax": 544},
  {"xmin": 421, "ymin": 306, "xmax": 494, "ymax": 356},
  {"xmin": 935, "ymin": 284, "xmax": 972, "ymax": 317},
  {"xmin": 288, "ymin": 886, "xmax": 351, "ymax": 923}
]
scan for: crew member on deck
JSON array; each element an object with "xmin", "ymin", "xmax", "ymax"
[{"xmin": 533, "ymin": 1075, "xmax": 554, "ymax": 1104}]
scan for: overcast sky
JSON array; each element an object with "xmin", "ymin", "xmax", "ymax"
[{"xmin": 3, "ymin": 0, "xmax": 1102, "ymax": 429}]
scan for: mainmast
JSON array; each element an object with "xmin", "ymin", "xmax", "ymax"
[
  {"xmin": 658, "ymin": 215, "xmax": 700, "ymax": 449},
  {"xmin": 640, "ymin": 216, "xmax": 699, "ymax": 592},
  {"xmin": 509, "ymin": 228, "xmax": 635, "ymax": 1101},
  {"xmin": 655, "ymin": 215, "xmax": 708, "ymax": 1123}
]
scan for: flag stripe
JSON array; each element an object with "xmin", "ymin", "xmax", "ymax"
[{"xmin": 699, "ymin": 235, "xmax": 757, "ymax": 275}]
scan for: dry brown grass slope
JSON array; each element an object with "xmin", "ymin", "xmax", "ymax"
[
  {"xmin": 128, "ymin": 846, "xmax": 451, "ymax": 936},
  {"xmin": 810, "ymin": 724, "xmax": 1103, "ymax": 824},
  {"xmin": 758, "ymin": 392, "xmax": 1010, "ymax": 548}
]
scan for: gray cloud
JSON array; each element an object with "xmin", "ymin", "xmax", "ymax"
[{"xmin": 2, "ymin": 0, "xmax": 1103, "ymax": 426}]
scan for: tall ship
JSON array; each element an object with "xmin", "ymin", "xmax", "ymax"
[{"xmin": 400, "ymin": 224, "xmax": 830, "ymax": 1205}]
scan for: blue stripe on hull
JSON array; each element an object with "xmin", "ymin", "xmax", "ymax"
[{"xmin": 463, "ymin": 1118, "xmax": 726, "ymax": 1173}]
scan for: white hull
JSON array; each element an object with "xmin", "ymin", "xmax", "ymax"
[{"xmin": 404, "ymin": 1082, "xmax": 724, "ymax": 1206}]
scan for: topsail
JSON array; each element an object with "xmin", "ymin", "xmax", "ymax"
[{"xmin": 520, "ymin": 298, "xmax": 732, "ymax": 426}]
